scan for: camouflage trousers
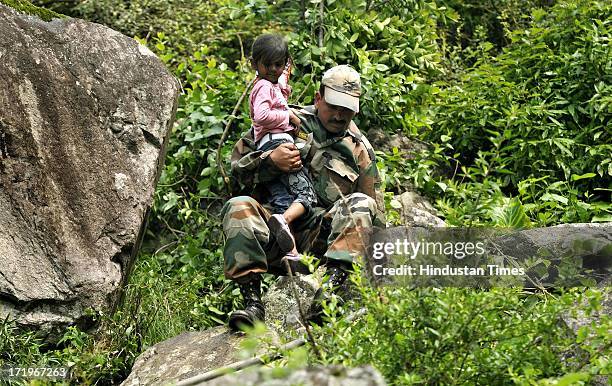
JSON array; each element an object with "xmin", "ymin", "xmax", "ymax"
[{"xmin": 221, "ymin": 192, "xmax": 378, "ymax": 281}]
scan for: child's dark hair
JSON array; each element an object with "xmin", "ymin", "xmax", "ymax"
[{"xmin": 251, "ymin": 34, "xmax": 289, "ymax": 65}]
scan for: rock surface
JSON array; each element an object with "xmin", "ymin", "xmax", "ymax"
[
  {"xmin": 122, "ymin": 275, "xmax": 319, "ymax": 385},
  {"xmin": 207, "ymin": 365, "xmax": 386, "ymax": 386},
  {"xmin": 120, "ymin": 326, "xmax": 272, "ymax": 386},
  {"xmin": 493, "ymin": 222, "xmax": 612, "ymax": 285},
  {"xmin": 366, "ymin": 127, "xmax": 427, "ymax": 157},
  {"xmin": 122, "ymin": 324, "xmax": 387, "ymax": 386},
  {"xmin": 367, "ymin": 223, "xmax": 610, "ymax": 287},
  {"xmin": 397, "ymin": 191, "xmax": 446, "ymax": 227},
  {"xmin": 264, "ymin": 274, "xmax": 320, "ymax": 330},
  {"xmin": 0, "ymin": 5, "xmax": 179, "ymax": 337}
]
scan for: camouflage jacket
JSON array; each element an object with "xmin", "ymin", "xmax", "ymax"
[{"xmin": 230, "ymin": 105, "xmax": 384, "ymax": 216}]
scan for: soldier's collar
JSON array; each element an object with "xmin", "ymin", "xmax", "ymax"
[
  {"xmin": 293, "ymin": 104, "xmax": 315, "ymax": 115},
  {"xmin": 317, "ymin": 127, "xmax": 349, "ymax": 147}
]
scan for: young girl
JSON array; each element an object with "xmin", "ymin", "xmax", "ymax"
[{"xmin": 249, "ymin": 33, "xmax": 317, "ymax": 259}]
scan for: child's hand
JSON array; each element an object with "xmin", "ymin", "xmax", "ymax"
[
  {"xmin": 289, "ymin": 110, "xmax": 301, "ymax": 128},
  {"xmin": 285, "ymin": 58, "xmax": 293, "ymax": 78}
]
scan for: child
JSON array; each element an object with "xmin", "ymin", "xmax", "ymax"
[{"xmin": 249, "ymin": 33, "xmax": 317, "ymax": 260}]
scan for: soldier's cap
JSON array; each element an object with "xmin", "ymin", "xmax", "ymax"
[{"xmin": 321, "ymin": 65, "xmax": 361, "ymax": 113}]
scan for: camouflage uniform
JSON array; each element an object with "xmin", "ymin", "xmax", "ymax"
[{"xmin": 222, "ymin": 105, "xmax": 384, "ymax": 280}]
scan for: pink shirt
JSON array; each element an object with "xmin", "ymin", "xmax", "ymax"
[{"xmin": 250, "ymin": 70, "xmax": 293, "ymax": 143}]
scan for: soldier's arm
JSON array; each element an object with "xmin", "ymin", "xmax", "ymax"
[
  {"xmin": 230, "ymin": 107, "xmax": 309, "ymax": 188},
  {"xmin": 358, "ymin": 160, "xmax": 385, "ymax": 209},
  {"xmin": 355, "ymin": 135, "xmax": 386, "ymax": 225},
  {"xmin": 230, "ymin": 136, "xmax": 301, "ymax": 187}
]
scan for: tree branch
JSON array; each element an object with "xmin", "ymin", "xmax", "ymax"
[{"xmin": 216, "ymin": 76, "xmax": 256, "ymax": 196}]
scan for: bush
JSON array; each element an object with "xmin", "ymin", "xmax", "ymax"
[
  {"xmin": 391, "ymin": 0, "xmax": 612, "ymax": 225},
  {"xmin": 312, "ymin": 270, "xmax": 611, "ymax": 384}
]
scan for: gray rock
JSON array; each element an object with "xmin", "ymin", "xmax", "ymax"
[
  {"xmin": 208, "ymin": 364, "xmax": 386, "ymax": 386},
  {"xmin": 121, "ymin": 326, "xmax": 280, "ymax": 386},
  {"xmin": 366, "ymin": 128, "xmax": 427, "ymax": 157},
  {"xmin": 124, "ymin": 333, "xmax": 386, "ymax": 386},
  {"xmin": 0, "ymin": 5, "xmax": 179, "ymax": 338},
  {"xmin": 397, "ymin": 191, "xmax": 446, "ymax": 227},
  {"xmin": 366, "ymin": 223, "xmax": 610, "ymax": 287},
  {"xmin": 264, "ymin": 274, "xmax": 320, "ymax": 331},
  {"xmin": 492, "ymin": 222, "xmax": 612, "ymax": 285},
  {"xmin": 121, "ymin": 273, "xmax": 337, "ymax": 385}
]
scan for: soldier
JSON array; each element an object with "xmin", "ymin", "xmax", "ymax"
[{"xmin": 222, "ymin": 65, "xmax": 385, "ymax": 330}]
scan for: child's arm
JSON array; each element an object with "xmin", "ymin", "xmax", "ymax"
[
  {"xmin": 285, "ymin": 57, "xmax": 292, "ymax": 79},
  {"xmin": 251, "ymin": 83, "xmax": 290, "ymax": 129},
  {"xmin": 278, "ymin": 59, "xmax": 293, "ymax": 98}
]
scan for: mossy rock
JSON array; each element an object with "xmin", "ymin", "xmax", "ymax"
[{"xmin": 0, "ymin": 0, "xmax": 64, "ymax": 21}]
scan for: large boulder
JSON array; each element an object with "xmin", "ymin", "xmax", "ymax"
[
  {"xmin": 366, "ymin": 223, "xmax": 610, "ymax": 287},
  {"xmin": 493, "ymin": 222, "xmax": 612, "ymax": 286},
  {"xmin": 0, "ymin": 4, "xmax": 179, "ymax": 337},
  {"xmin": 122, "ymin": 275, "xmax": 318, "ymax": 385},
  {"xmin": 120, "ymin": 326, "xmax": 270, "ymax": 386}
]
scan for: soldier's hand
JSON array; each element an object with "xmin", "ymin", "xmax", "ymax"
[{"xmin": 269, "ymin": 143, "xmax": 302, "ymax": 172}]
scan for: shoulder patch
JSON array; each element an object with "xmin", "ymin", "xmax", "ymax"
[{"xmin": 296, "ymin": 129, "xmax": 309, "ymax": 140}]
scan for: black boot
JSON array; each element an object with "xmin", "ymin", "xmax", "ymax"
[
  {"xmin": 306, "ymin": 262, "xmax": 350, "ymax": 325},
  {"xmin": 228, "ymin": 275, "xmax": 265, "ymax": 331}
]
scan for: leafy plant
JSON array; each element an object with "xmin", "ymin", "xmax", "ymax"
[{"xmin": 311, "ymin": 269, "xmax": 610, "ymax": 385}]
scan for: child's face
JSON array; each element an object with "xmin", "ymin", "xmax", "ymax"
[{"xmin": 255, "ymin": 58, "xmax": 286, "ymax": 84}]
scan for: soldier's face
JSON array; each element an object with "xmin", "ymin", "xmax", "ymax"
[{"xmin": 315, "ymin": 91, "xmax": 356, "ymax": 133}]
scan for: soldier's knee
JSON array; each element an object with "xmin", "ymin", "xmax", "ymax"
[
  {"xmin": 228, "ymin": 195, "xmax": 259, "ymax": 207},
  {"xmin": 328, "ymin": 193, "xmax": 377, "ymax": 223},
  {"xmin": 221, "ymin": 196, "xmax": 260, "ymax": 223},
  {"xmin": 221, "ymin": 195, "xmax": 271, "ymax": 243},
  {"xmin": 345, "ymin": 193, "xmax": 377, "ymax": 215}
]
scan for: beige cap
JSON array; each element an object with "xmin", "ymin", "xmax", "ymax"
[{"xmin": 321, "ymin": 65, "xmax": 361, "ymax": 112}]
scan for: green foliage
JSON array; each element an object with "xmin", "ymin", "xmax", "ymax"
[
  {"xmin": 285, "ymin": 0, "xmax": 450, "ymax": 131},
  {"xmin": 374, "ymin": 0, "xmax": 611, "ymax": 226},
  {"xmin": 0, "ymin": 317, "xmax": 45, "ymax": 366},
  {"xmin": 436, "ymin": 2, "xmax": 611, "ymax": 183},
  {"xmin": 0, "ymin": 254, "xmax": 240, "ymax": 384},
  {"xmin": 312, "ymin": 270, "xmax": 611, "ymax": 385},
  {"xmin": 0, "ymin": 317, "xmax": 128, "ymax": 384},
  {"xmin": 439, "ymin": 0, "xmax": 550, "ymax": 52},
  {"xmin": 0, "ymin": 0, "xmax": 64, "ymax": 21},
  {"xmin": 33, "ymin": 0, "xmax": 278, "ymax": 61},
  {"xmin": 424, "ymin": 0, "xmax": 611, "ymax": 224}
]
